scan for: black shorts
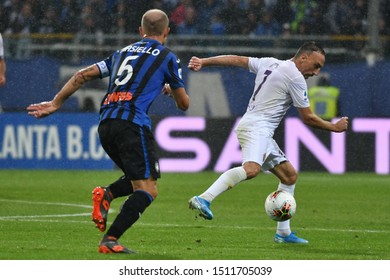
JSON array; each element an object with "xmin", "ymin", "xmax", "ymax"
[{"xmin": 98, "ymin": 119, "xmax": 160, "ymax": 180}]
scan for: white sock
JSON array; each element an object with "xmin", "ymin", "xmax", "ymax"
[
  {"xmin": 199, "ymin": 166, "xmax": 247, "ymax": 202},
  {"xmin": 278, "ymin": 182, "xmax": 295, "ymax": 196},
  {"xmin": 276, "ymin": 182, "xmax": 295, "ymax": 236}
]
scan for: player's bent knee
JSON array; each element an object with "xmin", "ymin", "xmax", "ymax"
[
  {"xmin": 144, "ymin": 186, "xmax": 158, "ymax": 200},
  {"xmin": 246, "ymin": 170, "xmax": 260, "ymax": 179},
  {"xmin": 243, "ymin": 162, "xmax": 261, "ymax": 179},
  {"xmin": 283, "ymin": 173, "xmax": 297, "ymax": 185},
  {"xmin": 132, "ymin": 181, "xmax": 158, "ymax": 199}
]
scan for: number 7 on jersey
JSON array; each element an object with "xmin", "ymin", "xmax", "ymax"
[{"xmin": 252, "ymin": 70, "xmax": 272, "ymax": 101}]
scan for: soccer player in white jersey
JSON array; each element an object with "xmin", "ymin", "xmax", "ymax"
[{"xmin": 187, "ymin": 41, "xmax": 348, "ymax": 243}]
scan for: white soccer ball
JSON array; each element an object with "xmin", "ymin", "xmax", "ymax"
[{"xmin": 264, "ymin": 190, "xmax": 296, "ymax": 221}]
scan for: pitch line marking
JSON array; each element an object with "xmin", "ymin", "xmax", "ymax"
[
  {"xmin": 137, "ymin": 222, "xmax": 390, "ymax": 234},
  {"xmin": 0, "ymin": 199, "xmax": 387, "ymax": 234},
  {"xmin": 0, "ymin": 198, "xmax": 114, "ymax": 220},
  {"xmin": 0, "ymin": 198, "xmax": 92, "ymax": 209},
  {"xmin": 0, "ymin": 218, "xmax": 388, "ymax": 235}
]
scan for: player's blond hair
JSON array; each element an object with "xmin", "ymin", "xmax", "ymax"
[{"xmin": 141, "ymin": 9, "xmax": 169, "ymax": 36}]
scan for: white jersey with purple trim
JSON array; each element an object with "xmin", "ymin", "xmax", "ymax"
[{"xmin": 236, "ymin": 57, "xmax": 310, "ymax": 136}]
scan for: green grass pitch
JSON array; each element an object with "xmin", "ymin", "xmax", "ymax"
[{"xmin": 0, "ymin": 170, "xmax": 389, "ymax": 260}]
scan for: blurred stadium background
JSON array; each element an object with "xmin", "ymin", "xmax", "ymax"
[{"xmin": 1, "ymin": 0, "xmax": 389, "ymax": 174}]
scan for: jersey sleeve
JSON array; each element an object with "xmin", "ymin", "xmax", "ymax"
[
  {"xmin": 248, "ymin": 57, "xmax": 274, "ymax": 74},
  {"xmin": 248, "ymin": 57, "xmax": 261, "ymax": 74},
  {"xmin": 95, "ymin": 55, "xmax": 113, "ymax": 79},
  {"xmin": 289, "ymin": 76, "xmax": 310, "ymax": 108},
  {"xmin": 0, "ymin": 34, "xmax": 4, "ymax": 58},
  {"xmin": 165, "ymin": 54, "xmax": 185, "ymax": 89}
]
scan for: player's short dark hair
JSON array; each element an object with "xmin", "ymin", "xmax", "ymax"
[{"xmin": 294, "ymin": 41, "xmax": 326, "ymax": 58}]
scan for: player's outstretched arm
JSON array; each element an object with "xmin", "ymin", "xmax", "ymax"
[
  {"xmin": 161, "ymin": 83, "xmax": 189, "ymax": 111},
  {"xmin": 188, "ymin": 56, "xmax": 203, "ymax": 71},
  {"xmin": 27, "ymin": 65, "xmax": 100, "ymax": 118},
  {"xmin": 188, "ymin": 55, "xmax": 249, "ymax": 71},
  {"xmin": 297, "ymin": 107, "xmax": 348, "ymax": 132},
  {"xmin": 171, "ymin": 87, "xmax": 189, "ymax": 111}
]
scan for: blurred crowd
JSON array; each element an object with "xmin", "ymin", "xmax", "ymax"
[{"xmin": 1, "ymin": 0, "xmax": 390, "ymax": 37}]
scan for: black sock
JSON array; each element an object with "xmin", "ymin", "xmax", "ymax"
[
  {"xmin": 106, "ymin": 190, "xmax": 153, "ymax": 239},
  {"xmin": 108, "ymin": 175, "xmax": 133, "ymax": 198}
]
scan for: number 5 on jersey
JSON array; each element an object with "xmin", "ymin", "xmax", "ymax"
[{"xmin": 114, "ymin": 55, "xmax": 138, "ymax": 86}]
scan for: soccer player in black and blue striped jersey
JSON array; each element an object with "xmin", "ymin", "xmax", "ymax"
[{"xmin": 27, "ymin": 9, "xmax": 189, "ymax": 254}]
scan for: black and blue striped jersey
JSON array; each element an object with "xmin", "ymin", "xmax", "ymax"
[{"xmin": 96, "ymin": 38, "xmax": 185, "ymax": 129}]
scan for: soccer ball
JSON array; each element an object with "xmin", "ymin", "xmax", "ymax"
[{"xmin": 264, "ymin": 190, "xmax": 296, "ymax": 221}]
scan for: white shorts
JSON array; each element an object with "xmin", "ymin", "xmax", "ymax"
[{"xmin": 236, "ymin": 130, "xmax": 287, "ymax": 171}]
